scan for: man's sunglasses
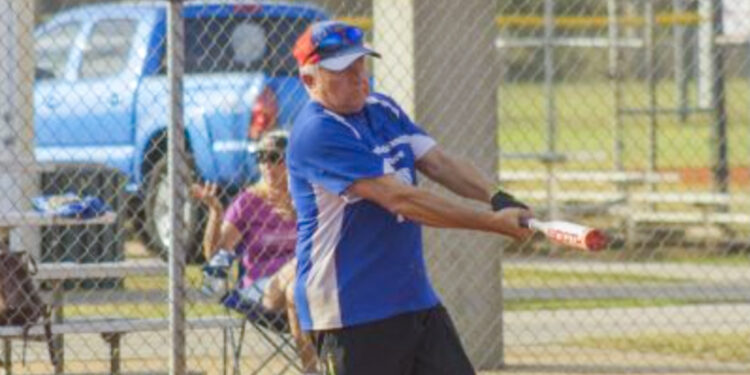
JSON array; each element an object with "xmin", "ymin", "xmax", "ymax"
[
  {"xmin": 317, "ymin": 25, "xmax": 364, "ymax": 55},
  {"xmin": 257, "ymin": 149, "xmax": 284, "ymax": 164}
]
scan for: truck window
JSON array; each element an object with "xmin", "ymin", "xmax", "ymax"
[
  {"xmin": 35, "ymin": 22, "xmax": 81, "ymax": 80},
  {"xmin": 79, "ymin": 19, "xmax": 138, "ymax": 79},
  {"xmin": 165, "ymin": 16, "xmax": 309, "ymax": 76}
]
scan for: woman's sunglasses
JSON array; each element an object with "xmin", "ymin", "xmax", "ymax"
[
  {"xmin": 317, "ymin": 25, "xmax": 364, "ymax": 55},
  {"xmin": 257, "ymin": 149, "xmax": 284, "ymax": 165}
]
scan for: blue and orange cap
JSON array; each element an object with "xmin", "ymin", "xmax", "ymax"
[{"xmin": 293, "ymin": 21, "xmax": 380, "ymax": 72}]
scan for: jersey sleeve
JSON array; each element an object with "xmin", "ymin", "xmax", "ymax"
[
  {"xmin": 288, "ymin": 116, "xmax": 391, "ymax": 196},
  {"xmin": 402, "ymin": 118, "xmax": 436, "ymax": 160},
  {"xmin": 372, "ymin": 93, "xmax": 437, "ymax": 159}
]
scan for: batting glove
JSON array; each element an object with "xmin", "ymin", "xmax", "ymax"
[{"xmin": 491, "ymin": 190, "xmax": 529, "ymax": 211}]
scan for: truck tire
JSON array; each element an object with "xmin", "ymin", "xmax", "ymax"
[{"xmin": 143, "ymin": 157, "xmax": 205, "ymax": 263}]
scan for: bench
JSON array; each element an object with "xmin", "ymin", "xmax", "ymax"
[
  {"xmin": 513, "ymin": 190, "xmax": 626, "ymax": 203},
  {"xmin": 631, "ymin": 192, "xmax": 750, "ymax": 206},
  {"xmin": 1, "ymin": 209, "xmax": 122, "ymax": 373},
  {"xmin": 617, "ymin": 193, "xmax": 750, "ymax": 246},
  {"xmin": 628, "ymin": 212, "xmax": 750, "ymax": 225},
  {"xmin": 0, "ymin": 316, "xmax": 244, "ymax": 375},
  {"xmin": 1, "ymin": 259, "xmax": 167, "ymax": 374},
  {"xmin": 513, "ymin": 191, "xmax": 750, "ymax": 213},
  {"xmin": 500, "ymin": 172, "xmax": 750, "ymax": 246},
  {"xmin": 0, "ymin": 211, "xmax": 117, "ymax": 247},
  {"xmin": 0, "ymin": 211, "xmax": 117, "ymax": 228},
  {"xmin": 511, "ymin": 190, "xmax": 628, "ymax": 217},
  {"xmin": 498, "ymin": 170, "xmax": 681, "ymax": 217},
  {"xmin": 628, "ymin": 193, "xmax": 750, "ymax": 225},
  {"xmin": 2, "ymin": 258, "xmax": 298, "ymax": 375},
  {"xmin": 498, "ymin": 170, "xmax": 680, "ymax": 184}
]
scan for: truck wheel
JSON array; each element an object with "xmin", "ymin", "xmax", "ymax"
[{"xmin": 143, "ymin": 157, "xmax": 205, "ymax": 263}]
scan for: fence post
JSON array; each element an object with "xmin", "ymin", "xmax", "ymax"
[
  {"xmin": 645, "ymin": 0, "xmax": 659, "ymax": 185},
  {"xmin": 373, "ymin": 0, "xmax": 415, "ymax": 119},
  {"xmin": 710, "ymin": 0, "xmax": 729, "ymax": 193},
  {"xmin": 698, "ymin": 0, "xmax": 716, "ymax": 109},
  {"xmin": 608, "ymin": 0, "xmax": 625, "ymax": 172},
  {"xmin": 0, "ymin": 0, "xmax": 39, "ymax": 256},
  {"xmin": 167, "ymin": 1, "xmax": 187, "ymax": 374},
  {"xmin": 374, "ymin": 0, "xmax": 504, "ymax": 369},
  {"xmin": 673, "ymin": 0, "xmax": 689, "ymax": 123},
  {"xmin": 543, "ymin": 0, "xmax": 560, "ymax": 222}
]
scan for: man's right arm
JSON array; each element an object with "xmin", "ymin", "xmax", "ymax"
[{"xmin": 348, "ymin": 175, "xmax": 533, "ymax": 241}]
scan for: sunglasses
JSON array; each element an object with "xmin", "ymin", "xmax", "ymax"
[
  {"xmin": 257, "ymin": 149, "xmax": 284, "ymax": 164},
  {"xmin": 316, "ymin": 25, "xmax": 364, "ymax": 56}
]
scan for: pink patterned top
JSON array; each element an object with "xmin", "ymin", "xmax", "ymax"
[{"xmin": 223, "ymin": 189, "xmax": 296, "ymax": 288}]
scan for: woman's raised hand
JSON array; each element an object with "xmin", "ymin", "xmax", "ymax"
[{"xmin": 190, "ymin": 182, "xmax": 222, "ymax": 210}]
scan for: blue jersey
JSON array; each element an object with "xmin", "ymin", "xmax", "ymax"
[{"xmin": 287, "ymin": 93, "xmax": 440, "ymax": 330}]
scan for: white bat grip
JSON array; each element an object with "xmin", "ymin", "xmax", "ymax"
[{"xmin": 520, "ymin": 217, "xmax": 542, "ymax": 230}]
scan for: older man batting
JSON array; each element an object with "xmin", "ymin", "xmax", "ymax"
[{"xmin": 287, "ymin": 20, "xmax": 533, "ymax": 375}]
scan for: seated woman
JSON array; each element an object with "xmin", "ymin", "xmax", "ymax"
[{"xmin": 191, "ymin": 130, "xmax": 317, "ymax": 374}]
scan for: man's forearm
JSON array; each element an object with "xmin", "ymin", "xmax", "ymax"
[
  {"xmin": 393, "ymin": 187, "xmax": 503, "ymax": 233},
  {"xmin": 350, "ymin": 174, "xmax": 529, "ymax": 240},
  {"xmin": 417, "ymin": 149, "xmax": 493, "ymax": 204},
  {"xmin": 357, "ymin": 177, "xmax": 514, "ymax": 236},
  {"xmin": 442, "ymin": 158, "xmax": 493, "ymax": 203}
]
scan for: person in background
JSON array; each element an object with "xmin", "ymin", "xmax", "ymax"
[
  {"xmin": 287, "ymin": 20, "xmax": 533, "ymax": 374},
  {"xmin": 193, "ymin": 130, "xmax": 318, "ymax": 374}
]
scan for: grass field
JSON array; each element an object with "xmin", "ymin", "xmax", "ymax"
[
  {"xmin": 61, "ymin": 266, "xmax": 690, "ymax": 318},
  {"xmin": 505, "ymin": 298, "xmax": 693, "ymax": 312},
  {"xmin": 503, "ymin": 268, "xmax": 694, "ymax": 311},
  {"xmin": 502, "ymin": 268, "xmax": 683, "ymax": 288},
  {"xmin": 64, "ymin": 265, "xmax": 230, "ymax": 319},
  {"xmin": 498, "ymin": 79, "xmax": 750, "ymax": 173},
  {"xmin": 572, "ymin": 331, "xmax": 750, "ymax": 363}
]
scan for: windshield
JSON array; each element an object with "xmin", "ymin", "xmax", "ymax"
[{"xmin": 163, "ymin": 16, "xmax": 309, "ymax": 76}]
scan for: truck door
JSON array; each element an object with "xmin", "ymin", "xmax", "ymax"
[
  {"xmin": 36, "ymin": 17, "xmax": 140, "ymax": 174},
  {"xmin": 34, "ymin": 20, "xmax": 83, "ymax": 158}
]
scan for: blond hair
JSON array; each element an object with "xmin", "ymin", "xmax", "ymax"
[
  {"xmin": 246, "ymin": 180, "xmax": 295, "ymax": 220},
  {"xmin": 247, "ymin": 130, "xmax": 294, "ymax": 219}
]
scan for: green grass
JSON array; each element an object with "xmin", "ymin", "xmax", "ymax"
[
  {"xmin": 501, "ymin": 268, "xmax": 690, "ymax": 311},
  {"xmin": 503, "ymin": 268, "xmax": 684, "ymax": 288},
  {"xmin": 64, "ymin": 302, "xmax": 231, "ymax": 319},
  {"xmin": 498, "ymin": 79, "xmax": 750, "ymax": 171},
  {"xmin": 572, "ymin": 331, "xmax": 750, "ymax": 363},
  {"xmin": 504, "ymin": 298, "xmax": 690, "ymax": 312},
  {"xmin": 59, "ymin": 264, "xmax": 720, "ymax": 318},
  {"xmin": 668, "ymin": 253, "xmax": 750, "ymax": 265},
  {"xmin": 123, "ymin": 265, "xmax": 205, "ymax": 291},
  {"xmin": 64, "ymin": 265, "xmax": 240, "ymax": 319}
]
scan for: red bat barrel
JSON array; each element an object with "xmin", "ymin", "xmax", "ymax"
[{"xmin": 523, "ymin": 219, "xmax": 608, "ymax": 251}]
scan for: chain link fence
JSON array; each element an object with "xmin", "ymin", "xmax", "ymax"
[
  {"xmin": 496, "ymin": 0, "xmax": 750, "ymax": 373},
  {"xmin": 0, "ymin": 0, "xmax": 748, "ymax": 374}
]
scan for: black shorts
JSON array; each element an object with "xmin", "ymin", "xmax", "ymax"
[{"xmin": 311, "ymin": 305, "xmax": 475, "ymax": 375}]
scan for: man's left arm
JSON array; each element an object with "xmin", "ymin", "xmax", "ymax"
[{"xmin": 415, "ymin": 147, "xmax": 493, "ymax": 204}]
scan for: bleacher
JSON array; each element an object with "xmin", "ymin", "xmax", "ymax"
[{"xmin": 498, "ymin": 169, "xmax": 750, "ymax": 247}]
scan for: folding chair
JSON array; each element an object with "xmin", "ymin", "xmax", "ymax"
[{"xmin": 218, "ymin": 268, "xmax": 303, "ymax": 375}]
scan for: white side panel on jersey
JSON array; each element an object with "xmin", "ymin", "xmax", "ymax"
[{"xmin": 305, "ymin": 184, "xmax": 347, "ymax": 329}]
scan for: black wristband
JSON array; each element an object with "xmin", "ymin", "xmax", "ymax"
[{"xmin": 491, "ymin": 190, "xmax": 529, "ymax": 211}]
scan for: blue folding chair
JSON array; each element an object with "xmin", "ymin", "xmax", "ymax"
[{"xmin": 218, "ymin": 266, "xmax": 302, "ymax": 375}]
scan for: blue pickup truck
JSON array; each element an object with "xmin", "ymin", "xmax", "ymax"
[{"xmin": 33, "ymin": 2, "xmax": 327, "ymax": 259}]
